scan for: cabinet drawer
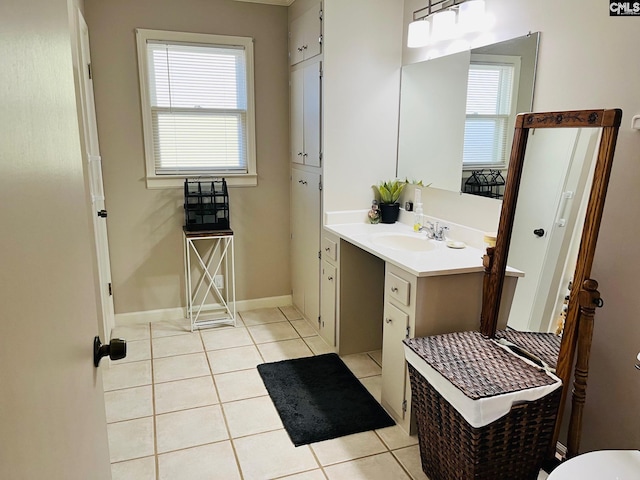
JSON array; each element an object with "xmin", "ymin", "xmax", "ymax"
[
  {"xmin": 386, "ymin": 272, "xmax": 410, "ymax": 307},
  {"xmin": 322, "ymin": 236, "xmax": 337, "ymax": 262}
]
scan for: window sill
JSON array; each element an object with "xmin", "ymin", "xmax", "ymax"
[{"xmin": 145, "ymin": 174, "xmax": 257, "ymax": 189}]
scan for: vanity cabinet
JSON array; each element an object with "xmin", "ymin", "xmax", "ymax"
[
  {"xmin": 291, "ymin": 168, "xmax": 321, "ymax": 327},
  {"xmin": 381, "ymin": 263, "xmax": 506, "ymax": 433},
  {"xmin": 290, "ymin": 60, "xmax": 321, "ymax": 167},
  {"xmin": 319, "ymin": 234, "xmax": 338, "ymax": 345},
  {"xmin": 289, "ymin": 1, "xmax": 322, "ymax": 66}
]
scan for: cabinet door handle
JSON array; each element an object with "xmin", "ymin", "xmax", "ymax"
[
  {"xmin": 327, "ymin": 276, "xmax": 333, "ymax": 281},
  {"xmin": 385, "ymin": 318, "xmax": 393, "ymax": 324},
  {"xmin": 324, "ymin": 247, "xmax": 330, "ymax": 251},
  {"xmin": 302, "ymin": 44, "xmax": 308, "ymax": 50},
  {"xmin": 297, "ymin": 152, "xmax": 303, "ymax": 156},
  {"xmin": 391, "ymin": 286, "xmax": 398, "ymax": 293},
  {"xmin": 297, "ymin": 46, "xmax": 303, "ymax": 52},
  {"xmin": 302, "ymin": 153, "xmax": 308, "ymax": 158}
]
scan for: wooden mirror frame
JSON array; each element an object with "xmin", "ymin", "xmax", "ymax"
[{"xmin": 479, "ymin": 109, "xmax": 622, "ymax": 458}]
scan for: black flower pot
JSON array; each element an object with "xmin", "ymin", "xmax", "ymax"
[{"xmin": 379, "ymin": 203, "xmax": 400, "ymax": 224}]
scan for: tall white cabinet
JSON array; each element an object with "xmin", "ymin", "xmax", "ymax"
[
  {"xmin": 289, "ymin": 0, "xmax": 323, "ymax": 330},
  {"xmin": 289, "ymin": 0, "xmax": 403, "ymax": 344}
]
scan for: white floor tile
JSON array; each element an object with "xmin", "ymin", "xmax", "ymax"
[
  {"xmin": 116, "ymin": 339, "xmax": 151, "ymax": 364},
  {"xmin": 247, "ymin": 321, "xmax": 300, "ymax": 344},
  {"xmin": 304, "ymin": 335, "xmax": 335, "ymax": 355},
  {"xmin": 279, "ymin": 305, "xmax": 304, "ymax": 321},
  {"xmin": 152, "ymin": 333, "xmax": 203, "ymax": 358},
  {"xmin": 102, "ymin": 361, "xmax": 152, "ymax": 391},
  {"xmin": 340, "ymin": 353, "xmax": 382, "ymax": 378},
  {"xmin": 311, "ymin": 431, "xmax": 387, "ymax": 466},
  {"xmin": 290, "ymin": 319, "xmax": 317, "ymax": 337},
  {"xmin": 375, "ymin": 425, "xmax": 418, "ymax": 450},
  {"xmin": 157, "ymin": 441, "xmax": 241, "ymax": 480},
  {"xmin": 154, "ymin": 376, "xmax": 218, "ymax": 414},
  {"xmin": 200, "ymin": 326, "xmax": 253, "ymax": 351},
  {"xmin": 360, "ymin": 375, "xmax": 382, "ymax": 403},
  {"xmin": 153, "ymin": 352, "xmax": 210, "ymax": 383},
  {"xmin": 207, "ymin": 345, "xmax": 263, "ymax": 374},
  {"xmin": 111, "ymin": 456, "xmax": 156, "ymax": 480},
  {"xmin": 234, "ymin": 430, "xmax": 318, "ymax": 480},
  {"xmin": 239, "ymin": 307, "xmax": 287, "ymax": 325},
  {"xmin": 104, "ymin": 385, "xmax": 153, "ymax": 423},
  {"xmin": 151, "ymin": 319, "xmax": 192, "ymax": 338},
  {"xmin": 111, "ymin": 323, "xmax": 150, "ymax": 341},
  {"xmin": 257, "ymin": 338, "xmax": 313, "ymax": 362},
  {"xmin": 107, "ymin": 417, "xmax": 155, "ymax": 463},
  {"xmin": 392, "ymin": 445, "xmax": 428, "ymax": 480},
  {"xmin": 324, "ymin": 452, "xmax": 410, "ymax": 480},
  {"xmin": 279, "ymin": 471, "xmax": 327, "ymax": 480},
  {"xmin": 155, "ymin": 405, "xmax": 228, "ymax": 454},
  {"xmin": 214, "ymin": 369, "xmax": 268, "ymax": 403},
  {"xmin": 222, "ymin": 395, "xmax": 283, "ymax": 438},
  {"xmin": 368, "ymin": 349, "xmax": 383, "ymax": 367}
]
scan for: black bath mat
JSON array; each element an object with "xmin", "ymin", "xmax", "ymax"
[{"xmin": 257, "ymin": 353, "xmax": 395, "ymax": 446}]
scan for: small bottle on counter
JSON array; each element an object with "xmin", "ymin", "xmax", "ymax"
[
  {"xmin": 413, "ymin": 203, "xmax": 423, "ymax": 232},
  {"xmin": 368, "ymin": 200, "xmax": 381, "ymax": 224}
]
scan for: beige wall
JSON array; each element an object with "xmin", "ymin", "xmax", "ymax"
[
  {"xmin": 83, "ymin": 0, "xmax": 290, "ymax": 314},
  {"xmin": 402, "ymin": 0, "xmax": 640, "ymax": 453}
]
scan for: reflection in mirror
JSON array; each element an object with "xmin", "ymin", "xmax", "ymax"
[
  {"xmin": 397, "ymin": 33, "xmax": 539, "ymax": 194},
  {"xmin": 505, "ymin": 128, "xmax": 600, "ymax": 334}
]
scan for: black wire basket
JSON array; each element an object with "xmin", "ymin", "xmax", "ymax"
[{"xmin": 183, "ymin": 178, "xmax": 230, "ymax": 232}]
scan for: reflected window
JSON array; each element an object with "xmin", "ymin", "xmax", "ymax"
[{"xmin": 463, "ymin": 55, "xmax": 520, "ymax": 168}]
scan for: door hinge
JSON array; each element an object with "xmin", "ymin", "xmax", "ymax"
[
  {"xmin": 319, "ymin": 34, "xmax": 323, "ymax": 46},
  {"xmin": 108, "ymin": 282, "xmax": 112, "ymax": 296},
  {"xmin": 318, "ymin": 315, "xmax": 321, "ymax": 327},
  {"xmin": 318, "ymin": 178, "xmax": 323, "ymax": 191},
  {"xmin": 319, "ymin": 8, "xmax": 323, "ymax": 21},
  {"xmin": 87, "ymin": 63, "xmax": 92, "ymax": 79},
  {"xmin": 318, "ymin": 250, "xmax": 321, "ymax": 259},
  {"xmin": 402, "ymin": 399, "xmax": 407, "ymax": 413},
  {"xmin": 405, "ymin": 326, "xmax": 411, "ymax": 339}
]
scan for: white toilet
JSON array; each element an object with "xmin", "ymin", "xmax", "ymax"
[{"xmin": 547, "ymin": 450, "xmax": 640, "ymax": 479}]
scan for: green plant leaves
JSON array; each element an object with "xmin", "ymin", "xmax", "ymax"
[{"xmin": 372, "ymin": 179, "xmax": 406, "ymax": 204}]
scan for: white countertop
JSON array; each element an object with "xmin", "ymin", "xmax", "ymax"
[{"xmin": 325, "ymin": 221, "xmax": 523, "ymax": 278}]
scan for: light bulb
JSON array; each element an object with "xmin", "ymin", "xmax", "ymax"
[
  {"xmin": 458, "ymin": 0, "xmax": 486, "ymax": 34},
  {"xmin": 431, "ymin": 10, "xmax": 457, "ymax": 42},
  {"xmin": 407, "ymin": 19, "xmax": 430, "ymax": 48}
]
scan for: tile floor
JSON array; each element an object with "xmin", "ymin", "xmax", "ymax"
[{"xmin": 104, "ymin": 306, "xmax": 550, "ymax": 480}]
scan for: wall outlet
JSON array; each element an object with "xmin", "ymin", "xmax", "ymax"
[{"xmin": 214, "ymin": 275, "xmax": 224, "ymax": 289}]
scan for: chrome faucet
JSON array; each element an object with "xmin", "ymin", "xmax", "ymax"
[{"xmin": 420, "ymin": 221, "xmax": 449, "ymax": 241}]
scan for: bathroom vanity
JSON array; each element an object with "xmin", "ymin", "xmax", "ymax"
[{"xmin": 322, "ymin": 219, "xmax": 520, "ymax": 433}]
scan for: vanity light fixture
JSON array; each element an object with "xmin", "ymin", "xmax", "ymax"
[
  {"xmin": 407, "ymin": 0, "xmax": 487, "ymax": 48},
  {"xmin": 407, "ymin": 18, "xmax": 431, "ymax": 48}
]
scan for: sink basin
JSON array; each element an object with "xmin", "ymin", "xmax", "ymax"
[
  {"xmin": 547, "ymin": 450, "xmax": 640, "ymax": 479},
  {"xmin": 371, "ymin": 233, "xmax": 436, "ymax": 252}
]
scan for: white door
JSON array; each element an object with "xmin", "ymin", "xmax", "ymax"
[
  {"xmin": 0, "ymin": 0, "xmax": 111, "ymax": 477},
  {"xmin": 74, "ymin": 9, "xmax": 116, "ymax": 342},
  {"xmin": 507, "ymin": 128, "xmax": 597, "ymax": 331}
]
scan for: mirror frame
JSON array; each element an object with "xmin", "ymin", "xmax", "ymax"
[{"xmin": 480, "ymin": 108, "xmax": 622, "ymax": 456}]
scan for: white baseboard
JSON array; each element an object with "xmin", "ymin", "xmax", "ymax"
[{"xmin": 114, "ymin": 294, "xmax": 293, "ymax": 326}]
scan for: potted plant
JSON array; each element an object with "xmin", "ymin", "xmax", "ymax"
[{"xmin": 372, "ymin": 179, "xmax": 406, "ymax": 224}]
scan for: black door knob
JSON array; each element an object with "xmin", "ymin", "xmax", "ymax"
[
  {"xmin": 533, "ymin": 228, "xmax": 545, "ymax": 237},
  {"xmin": 97, "ymin": 210, "xmax": 108, "ymax": 218},
  {"xmin": 93, "ymin": 336, "xmax": 127, "ymax": 367}
]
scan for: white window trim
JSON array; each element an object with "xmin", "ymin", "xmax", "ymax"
[
  {"xmin": 136, "ymin": 29, "xmax": 257, "ymax": 188},
  {"xmin": 462, "ymin": 54, "xmax": 521, "ymax": 171}
]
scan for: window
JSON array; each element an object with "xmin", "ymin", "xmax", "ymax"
[
  {"xmin": 136, "ymin": 29, "xmax": 257, "ymax": 188},
  {"xmin": 462, "ymin": 55, "xmax": 520, "ymax": 169}
]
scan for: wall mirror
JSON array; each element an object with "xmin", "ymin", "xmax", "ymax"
[
  {"xmin": 481, "ymin": 109, "xmax": 622, "ymax": 459},
  {"xmin": 396, "ymin": 32, "xmax": 540, "ymax": 196}
]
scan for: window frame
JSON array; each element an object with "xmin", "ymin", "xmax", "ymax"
[
  {"xmin": 136, "ymin": 29, "xmax": 257, "ymax": 188},
  {"xmin": 462, "ymin": 54, "xmax": 521, "ymax": 171}
]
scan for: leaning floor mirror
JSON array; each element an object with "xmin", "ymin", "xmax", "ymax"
[{"xmin": 479, "ymin": 109, "xmax": 623, "ymax": 461}]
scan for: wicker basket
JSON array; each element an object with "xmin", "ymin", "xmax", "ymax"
[{"xmin": 405, "ymin": 332, "xmax": 562, "ymax": 480}]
